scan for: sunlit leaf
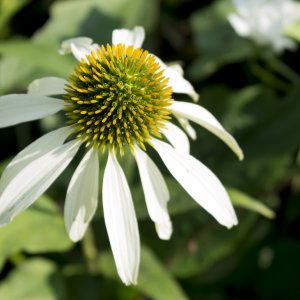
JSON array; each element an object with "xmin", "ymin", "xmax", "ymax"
[
  {"xmin": 34, "ymin": 0, "xmax": 158, "ymax": 46},
  {"xmin": 0, "ymin": 56, "xmax": 50, "ymax": 93},
  {"xmin": 228, "ymin": 188, "xmax": 275, "ymax": 219},
  {"xmin": 0, "ymin": 40, "xmax": 74, "ymax": 76},
  {"xmin": 0, "ymin": 258, "xmax": 66, "ymax": 300},
  {"xmin": 0, "ymin": 0, "xmax": 30, "ymax": 30},
  {"xmin": 0, "ymin": 195, "xmax": 73, "ymax": 267}
]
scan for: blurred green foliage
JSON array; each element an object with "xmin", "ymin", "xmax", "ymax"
[{"xmin": 0, "ymin": 0, "xmax": 299, "ymax": 299}]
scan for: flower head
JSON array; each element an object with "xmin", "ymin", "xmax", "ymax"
[
  {"xmin": 65, "ymin": 44, "xmax": 172, "ymax": 152},
  {"xmin": 228, "ymin": 0, "xmax": 300, "ymax": 53},
  {"xmin": 0, "ymin": 26, "xmax": 243, "ymax": 285}
]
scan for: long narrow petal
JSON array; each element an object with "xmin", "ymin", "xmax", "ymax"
[
  {"xmin": 155, "ymin": 58, "xmax": 199, "ymax": 102},
  {"xmin": 59, "ymin": 37, "xmax": 99, "ymax": 61},
  {"xmin": 176, "ymin": 116, "xmax": 197, "ymax": 140},
  {"xmin": 172, "ymin": 101, "xmax": 244, "ymax": 160},
  {"xmin": 102, "ymin": 152, "xmax": 140, "ymax": 285},
  {"xmin": 134, "ymin": 146, "xmax": 172, "ymax": 240},
  {"xmin": 65, "ymin": 147, "xmax": 99, "ymax": 242},
  {"xmin": 161, "ymin": 122, "xmax": 190, "ymax": 154},
  {"xmin": 0, "ymin": 139, "xmax": 81, "ymax": 226},
  {"xmin": 151, "ymin": 139, "xmax": 238, "ymax": 229},
  {"xmin": 112, "ymin": 26, "xmax": 145, "ymax": 48},
  {"xmin": 28, "ymin": 77, "xmax": 67, "ymax": 96},
  {"xmin": 0, "ymin": 126, "xmax": 73, "ymax": 193},
  {"xmin": 0, "ymin": 94, "xmax": 65, "ymax": 128}
]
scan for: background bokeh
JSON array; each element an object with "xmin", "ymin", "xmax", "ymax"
[{"xmin": 0, "ymin": 0, "xmax": 300, "ymax": 299}]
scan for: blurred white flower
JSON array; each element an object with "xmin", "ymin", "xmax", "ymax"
[
  {"xmin": 228, "ymin": 0, "xmax": 300, "ymax": 53},
  {"xmin": 0, "ymin": 26, "xmax": 243, "ymax": 285}
]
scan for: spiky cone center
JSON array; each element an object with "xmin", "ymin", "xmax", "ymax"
[{"xmin": 64, "ymin": 43, "xmax": 172, "ymax": 153}]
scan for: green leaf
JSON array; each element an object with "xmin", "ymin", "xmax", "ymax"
[
  {"xmin": 0, "ymin": 195, "xmax": 73, "ymax": 266},
  {"xmin": 34, "ymin": 0, "xmax": 158, "ymax": 46},
  {"xmin": 137, "ymin": 246, "xmax": 188, "ymax": 300},
  {"xmin": 0, "ymin": 0, "xmax": 30, "ymax": 30},
  {"xmin": 228, "ymin": 188, "xmax": 276, "ymax": 219},
  {"xmin": 189, "ymin": 0, "xmax": 252, "ymax": 79},
  {"xmin": 169, "ymin": 212, "xmax": 270, "ymax": 279},
  {"xmin": 0, "ymin": 258, "xmax": 66, "ymax": 300},
  {"xmin": 98, "ymin": 246, "xmax": 188, "ymax": 300},
  {"xmin": 0, "ymin": 56, "xmax": 51, "ymax": 93},
  {"xmin": 0, "ymin": 40, "xmax": 74, "ymax": 76}
]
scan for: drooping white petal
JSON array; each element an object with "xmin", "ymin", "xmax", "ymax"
[
  {"xmin": 112, "ymin": 26, "xmax": 145, "ymax": 48},
  {"xmin": 155, "ymin": 58, "xmax": 199, "ymax": 102},
  {"xmin": 65, "ymin": 147, "xmax": 99, "ymax": 242},
  {"xmin": 0, "ymin": 94, "xmax": 65, "ymax": 128},
  {"xmin": 0, "ymin": 139, "xmax": 81, "ymax": 226},
  {"xmin": 161, "ymin": 122, "xmax": 190, "ymax": 154},
  {"xmin": 59, "ymin": 37, "xmax": 99, "ymax": 61},
  {"xmin": 176, "ymin": 116, "xmax": 197, "ymax": 140},
  {"xmin": 151, "ymin": 138, "xmax": 238, "ymax": 229},
  {"xmin": 134, "ymin": 146, "xmax": 172, "ymax": 240},
  {"xmin": 172, "ymin": 101, "xmax": 244, "ymax": 160},
  {"xmin": 28, "ymin": 77, "xmax": 67, "ymax": 96},
  {"xmin": 102, "ymin": 152, "xmax": 140, "ymax": 285},
  {"xmin": 0, "ymin": 126, "xmax": 73, "ymax": 193}
]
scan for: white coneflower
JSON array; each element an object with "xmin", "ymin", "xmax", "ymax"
[
  {"xmin": 228, "ymin": 0, "xmax": 300, "ymax": 53},
  {"xmin": 0, "ymin": 26, "xmax": 243, "ymax": 285}
]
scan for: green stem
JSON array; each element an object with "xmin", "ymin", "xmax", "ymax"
[
  {"xmin": 82, "ymin": 227, "xmax": 99, "ymax": 274},
  {"xmin": 9, "ymin": 252, "xmax": 27, "ymax": 266},
  {"xmin": 249, "ymin": 60, "xmax": 290, "ymax": 92},
  {"xmin": 263, "ymin": 54, "xmax": 300, "ymax": 85}
]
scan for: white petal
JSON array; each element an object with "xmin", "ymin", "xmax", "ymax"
[
  {"xmin": 167, "ymin": 63, "xmax": 184, "ymax": 76},
  {"xmin": 176, "ymin": 116, "xmax": 197, "ymax": 140},
  {"xmin": 151, "ymin": 139, "xmax": 238, "ymax": 228},
  {"xmin": 65, "ymin": 147, "xmax": 99, "ymax": 242},
  {"xmin": 59, "ymin": 37, "xmax": 99, "ymax": 61},
  {"xmin": 156, "ymin": 58, "xmax": 199, "ymax": 102},
  {"xmin": 161, "ymin": 122, "xmax": 190, "ymax": 154},
  {"xmin": 134, "ymin": 146, "xmax": 172, "ymax": 240},
  {"xmin": 0, "ymin": 126, "xmax": 73, "ymax": 193},
  {"xmin": 0, "ymin": 94, "xmax": 65, "ymax": 128},
  {"xmin": 102, "ymin": 152, "xmax": 140, "ymax": 285},
  {"xmin": 59, "ymin": 37, "xmax": 93, "ymax": 54},
  {"xmin": 172, "ymin": 101, "xmax": 244, "ymax": 160},
  {"xmin": 28, "ymin": 77, "xmax": 67, "ymax": 96},
  {"xmin": 0, "ymin": 139, "xmax": 81, "ymax": 226},
  {"xmin": 228, "ymin": 14, "xmax": 251, "ymax": 37},
  {"xmin": 112, "ymin": 26, "xmax": 145, "ymax": 48}
]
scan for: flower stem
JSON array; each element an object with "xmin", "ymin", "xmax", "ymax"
[
  {"xmin": 263, "ymin": 54, "xmax": 300, "ymax": 85},
  {"xmin": 82, "ymin": 227, "xmax": 99, "ymax": 274},
  {"xmin": 249, "ymin": 60, "xmax": 290, "ymax": 92}
]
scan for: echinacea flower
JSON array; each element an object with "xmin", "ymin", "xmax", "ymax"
[
  {"xmin": 0, "ymin": 26, "xmax": 243, "ymax": 285},
  {"xmin": 228, "ymin": 0, "xmax": 300, "ymax": 53}
]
